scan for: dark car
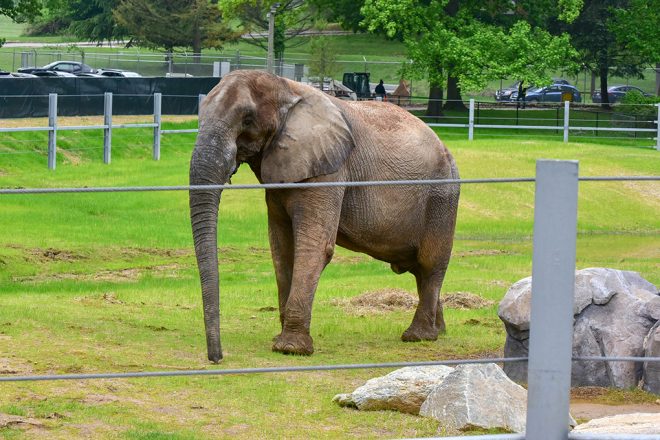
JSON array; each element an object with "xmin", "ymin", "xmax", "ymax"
[
  {"xmin": 592, "ymin": 85, "xmax": 652, "ymax": 103},
  {"xmin": 496, "ymin": 78, "xmax": 571, "ymax": 101},
  {"xmin": 18, "ymin": 61, "xmax": 96, "ymax": 75},
  {"xmin": 0, "ymin": 70, "xmax": 37, "ymax": 78},
  {"xmin": 510, "ymin": 84, "xmax": 581, "ymax": 103},
  {"xmin": 30, "ymin": 70, "xmax": 77, "ymax": 77}
]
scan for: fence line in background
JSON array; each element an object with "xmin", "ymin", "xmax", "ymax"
[
  {"xmin": 1, "ymin": 164, "xmax": 659, "ymax": 440},
  {"xmin": 1, "ymin": 94, "xmax": 658, "ymax": 170}
]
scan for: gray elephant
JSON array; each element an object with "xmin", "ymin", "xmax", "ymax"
[{"xmin": 190, "ymin": 70, "xmax": 460, "ymax": 362}]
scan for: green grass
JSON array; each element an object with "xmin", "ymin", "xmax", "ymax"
[{"xmin": 0, "ymin": 119, "xmax": 659, "ymax": 438}]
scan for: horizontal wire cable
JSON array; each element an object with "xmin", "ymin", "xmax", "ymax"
[
  {"xmin": 0, "ymin": 357, "xmax": 528, "ymax": 382},
  {"xmin": 1, "ymin": 176, "xmax": 658, "ymax": 195},
  {"xmin": 573, "ymin": 356, "xmax": 660, "ymax": 362}
]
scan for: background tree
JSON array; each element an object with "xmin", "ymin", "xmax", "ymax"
[
  {"xmin": 114, "ymin": 0, "xmax": 237, "ymax": 58},
  {"xmin": 0, "ymin": 0, "xmax": 42, "ymax": 46},
  {"xmin": 566, "ymin": 0, "xmax": 660, "ymax": 106},
  {"xmin": 362, "ymin": 0, "xmax": 580, "ymax": 115},
  {"xmin": 307, "ymin": 35, "xmax": 338, "ymax": 82},
  {"xmin": 220, "ymin": 0, "xmax": 316, "ymax": 62}
]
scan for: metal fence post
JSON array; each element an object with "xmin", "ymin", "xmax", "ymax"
[
  {"xmin": 655, "ymin": 104, "xmax": 659, "ymax": 151},
  {"xmin": 526, "ymin": 160, "xmax": 578, "ymax": 440},
  {"xmin": 103, "ymin": 92, "xmax": 113, "ymax": 164},
  {"xmin": 198, "ymin": 94, "xmax": 206, "ymax": 120},
  {"xmin": 48, "ymin": 94, "xmax": 58, "ymax": 170},
  {"xmin": 563, "ymin": 100, "xmax": 570, "ymax": 143},
  {"xmin": 468, "ymin": 98, "xmax": 475, "ymax": 141},
  {"xmin": 153, "ymin": 93, "xmax": 162, "ymax": 161}
]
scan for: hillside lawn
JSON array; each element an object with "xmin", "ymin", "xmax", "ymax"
[{"xmin": 0, "ymin": 116, "xmax": 659, "ymax": 438}]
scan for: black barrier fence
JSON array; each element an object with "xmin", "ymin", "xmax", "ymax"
[{"xmin": 0, "ymin": 77, "xmax": 220, "ymax": 118}]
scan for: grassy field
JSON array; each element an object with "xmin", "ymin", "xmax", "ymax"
[{"xmin": 0, "ymin": 114, "xmax": 658, "ymax": 438}]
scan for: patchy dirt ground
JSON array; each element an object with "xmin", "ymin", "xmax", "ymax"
[{"xmin": 332, "ymin": 289, "xmax": 495, "ymax": 315}]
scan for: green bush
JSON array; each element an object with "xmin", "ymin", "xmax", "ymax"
[{"xmin": 618, "ymin": 90, "xmax": 660, "ymax": 119}]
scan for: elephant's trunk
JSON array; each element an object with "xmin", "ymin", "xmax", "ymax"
[{"xmin": 189, "ymin": 133, "xmax": 236, "ymax": 363}]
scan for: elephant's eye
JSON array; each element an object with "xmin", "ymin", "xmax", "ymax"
[{"xmin": 243, "ymin": 114, "xmax": 255, "ymax": 128}]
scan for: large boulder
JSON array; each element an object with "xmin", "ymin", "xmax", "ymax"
[
  {"xmin": 419, "ymin": 363, "xmax": 528, "ymax": 433},
  {"xmin": 572, "ymin": 412, "xmax": 660, "ymax": 435},
  {"xmin": 498, "ymin": 268, "xmax": 659, "ymax": 389},
  {"xmin": 332, "ymin": 365, "xmax": 454, "ymax": 414},
  {"xmin": 642, "ymin": 322, "xmax": 660, "ymax": 394}
]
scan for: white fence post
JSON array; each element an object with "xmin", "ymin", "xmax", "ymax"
[
  {"xmin": 655, "ymin": 104, "xmax": 660, "ymax": 151},
  {"xmin": 468, "ymin": 98, "xmax": 475, "ymax": 141},
  {"xmin": 526, "ymin": 160, "xmax": 578, "ymax": 440},
  {"xmin": 153, "ymin": 93, "xmax": 162, "ymax": 161},
  {"xmin": 47, "ymin": 93, "xmax": 57, "ymax": 170},
  {"xmin": 563, "ymin": 100, "xmax": 570, "ymax": 143},
  {"xmin": 103, "ymin": 92, "xmax": 113, "ymax": 164},
  {"xmin": 198, "ymin": 94, "xmax": 206, "ymax": 120}
]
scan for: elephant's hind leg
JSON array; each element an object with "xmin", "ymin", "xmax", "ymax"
[{"xmin": 402, "ymin": 267, "xmax": 448, "ymax": 342}]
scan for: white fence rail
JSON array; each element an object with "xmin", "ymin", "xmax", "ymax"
[{"xmin": 0, "ymin": 95, "xmax": 658, "ymax": 170}]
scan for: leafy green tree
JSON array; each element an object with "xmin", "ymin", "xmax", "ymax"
[
  {"xmin": 307, "ymin": 36, "xmax": 338, "ymax": 80},
  {"xmin": 362, "ymin": 0, "xmax": 579, "ymax": 114},
  {"xmin": 66, "ymin": 0, "xmax": 124, "ymax": 43},
  {"xmin": 114, "ymin": 0, "xmax": 237, "ymax": 55},
  {"xmin": 566, "ymin": 0, "xmax": 660, "ymax": 105},
  {"xmin": 0, "ymin": 0, "xmax": 42, "ymax": 46},
  {"xmin": 308, "ymin": 0, "xmax": 364, "ymax": 31},
  {"xmin": 220, "ymin": 0, "xmax": 316, "ymax": 61}
]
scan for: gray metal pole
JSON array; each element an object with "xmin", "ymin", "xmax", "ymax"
[
  {"xmin": 47, "ymin": 94, "xmax": 58, "ymax": 170},
  {"xmin": 103, "ymin": 92, "xmax": 113, "ymax": 164},
  {"xmin": 153, "ymin": 93, "xmax": 162, "ymax": 161},
  {"xmin": 526, "ymin": 160, "xmax": 579, "ymax": 440},
  {"xmin": 468, "ymin": 98, "xmax": 475, "ymax": 141},
  {"xmin": 198, "ymin": 94, "xmax": 206, "ymax": 120},
  {"xmin": 655, "ymin": 104, "xmax": 659, "ymax": 151},
  {"xmin": 563, "ymin": 100, "xmax": 570, "ymax": 143},
  {"xmin": 267, "ymin": 9, "xmax": 275, "ymax": 74}
]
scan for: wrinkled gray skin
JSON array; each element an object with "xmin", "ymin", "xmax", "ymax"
[{"xmin": 190, "ymin": 70, "xmax": 460, "ymax": 362}]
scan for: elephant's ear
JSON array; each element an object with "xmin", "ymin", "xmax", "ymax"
[{"xmin": 260, "ymin": 90, "xmax": 354, "ymax": 183}]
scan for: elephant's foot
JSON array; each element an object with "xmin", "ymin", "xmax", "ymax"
[
  {"xmin": 272, "ymin": 331, "xmax": 314, "ymax": 355},
  {"xmin": 401, "ymin": 324, "xmax": 441, "ymax": 342}
]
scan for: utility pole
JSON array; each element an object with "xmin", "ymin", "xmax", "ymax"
[{"xmin": 267, "ymin": 3, "xmax": 280, "ymax": 74}]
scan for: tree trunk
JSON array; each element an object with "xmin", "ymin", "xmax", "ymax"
[
  {"xmin": 656, "ymin": 62, "xmax": 659, "ymax": 96},
  {"xmin": 193, "ymin": 24, "xmax": 202, "ymax": 64},
  {"xmin": 444, "ymin": 75, "xmax": 467, "ymax": 111},
  {"xmin": 426, "ymin": 82, "xmax": 444, "ymax": 121},
  {"xmin": 599, "ymin": 64, "xmax": 610, "ymax": 109},
  {"xmin": 590, "ymin": 71, "xmax": 597, "ymax": 98}
]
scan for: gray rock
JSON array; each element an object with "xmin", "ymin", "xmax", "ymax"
[
  {"xmin": 642, "ymin": 322, "xmax": 660, "ymax": 394},
  {"xmin": 419, "ymin": 363, "xmax": 527, "ymax": 433},
  {"xmin": 572, "ymin": 412, "xmax": 660, "ymax": 435},
  {"xmin": 332, "ymin": 365, "xmax": 454, "ymax": 414},
  {"xmin": 498, "ymin": 268, "xmax": 658, "ymax": 388}
]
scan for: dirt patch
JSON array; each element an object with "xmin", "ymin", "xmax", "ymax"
[
  {"xmin": 570, "ymin": 403, "xmax": 660, "ymax": 421},
  {"xmin": 0, "ymin": 413, "xmax": 44, "ymax": 429},
  {"xmin": 14, "ymin": 263, "xmax": 183, "ymax": 283},
  {"xmin": 442, "ymin": 292, "xmax": 495, "ymax": 310},
  {"xmin": 23, "ymin": 247, "xmax": 87, "ymax": 263},
  {"xmin": 454, "ymin": 249, "xmax": 510, "ymax": 257},
  {"xmin": 0, "ymin": 357, "xmax": 34, "ymax": 375},
  {"xmin": 332, "ymin": 289, "xmax": 417, "ymax": 315},
  {"xmin": 58, "ymin": 149, "xmax": 83, "ymax": 166}
]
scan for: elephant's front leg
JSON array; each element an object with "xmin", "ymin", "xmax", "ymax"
[{"xmin": 271, "ymin": 187, "xmax": 343, "ymax": 355}]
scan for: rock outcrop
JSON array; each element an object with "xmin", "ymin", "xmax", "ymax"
[{"xmin": 498, "ymin": 268, "xmax": 659, "ymax": 390}]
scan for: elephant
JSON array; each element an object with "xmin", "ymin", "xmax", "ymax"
[{"xmin": 190, "ymin": 70, "xmax": 460, "ymax": 363}]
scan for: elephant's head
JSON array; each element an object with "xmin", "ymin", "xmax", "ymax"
[{"xmin": 189, "ymin": 70, "xmax": 353, "ymax": 362}]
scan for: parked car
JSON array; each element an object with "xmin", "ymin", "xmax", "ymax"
[
  {"xmin": 495, "ymin": 78, "xmax": 571, "ymax": 101},
  {"xmin": 0, "ymin": 70, "xmax": 37, "ymax": 78},
  {"xmin": 18, "ymin": 61, "xmax": 96, "ymax": 75},
  {"xmin": 97, "ymin": 69, "xmax": 142, "ymax": 78},
  {"xmin": 592, "ymin": 85, "xmax": 652, "ymax": 103},
  {"xmin": 510, "ymin": 84, "xmax": 581, "ymax": 103},
  {"xmin": 30, "ymin": 70, "xmax": 77, "ymax": 77}
]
